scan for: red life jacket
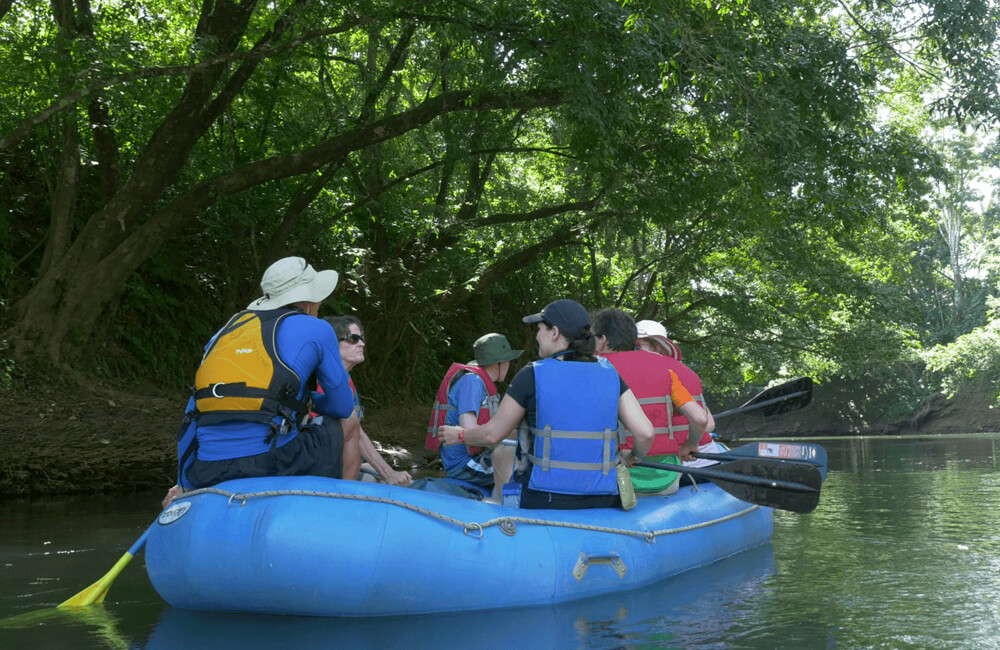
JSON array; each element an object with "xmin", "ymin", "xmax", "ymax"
[
  {"xmin": 601, "ymin": 350, "xmax": 709, "ymax": 455},
  {"xmin": 425, "ymin": 363, "xmax": 498, "ymax": 451}
]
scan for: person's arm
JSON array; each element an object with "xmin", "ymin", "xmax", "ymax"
[
  {"xmin": 458, "ymin": 411, "xmax": 479, "ymax": 432},
  {"xmin": 439, "ymin": 394, "xmax": 525, "ymax": 446},
  {"xmin": 348, "ymin": 413, "xmax": 412, "ymax": 486},
  {"xmin": 676, "ymin": 401, "xmax": 709, "ymax": 461},
  {"xmin": 702, "ymin": 404, "xmax": 715, "ymax": 438},
  {"xmin": 441, "ymin": 375, "xmax": 488, "ymax": 446},
  {"xmin": 619, "ymin": 389, "xmax": 654, "ymax": 464},
  {"xmin": 669, "ymin": 370, "xmax": 708, "ymax": 462},
  {"xmin": 312, "ymin": 340, "xmax": 355, "ymax": 419}
]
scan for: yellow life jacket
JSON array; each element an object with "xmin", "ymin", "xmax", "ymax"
[{"xmin": 193, "ymin": 309, "xmax": 308, "ymax": 427}]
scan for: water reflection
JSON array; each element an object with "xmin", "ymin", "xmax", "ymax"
[
  {"xmin": 5, "ymin": 436, "xmax": 1000, "ymax": 648},
  {"xmin": 145, "ymin": 544, "xmax": 775, "ymax": 650},
  {"xmin": 733, "ymin": 435, "xmax": 1000, "ymax": 649}
]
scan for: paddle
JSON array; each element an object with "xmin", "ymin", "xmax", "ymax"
[
  {"xmin": 58, "ymin": 523, "xmax": 152, "ymax": 608},
  {"xmin": 636, "ymin": 457, "xmax": 822, "ymax": 514},
  {"xmin": 695, "ymin": 441, "xmax": 828, "ymax": 481},
  {"xmin": 713, "ymin": 377, "xmax": 813, "ymax": 420}
]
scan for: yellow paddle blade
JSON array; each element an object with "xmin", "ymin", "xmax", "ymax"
[
  {"xmin": 0, "ymin": 603, "xmax": 132, "ymax": 649},
  {"xmin": 58, "ymin": 550, "xmax": 135, "ymax": 608}
]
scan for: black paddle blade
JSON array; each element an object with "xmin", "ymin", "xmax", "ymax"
[
  {"xmin": 706, "ymin": 457, "xmax": 822, "ymax": 514},
  {"xmin": 637, "ymin": 457, "xmax": 823, "ymax": 514},
  {"xmin": 740, "ymin": 377, "xmax": 813, "ymax": 417}
]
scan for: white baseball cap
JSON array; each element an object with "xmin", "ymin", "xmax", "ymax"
[{"xmin": 635, "ymin": 319, "xmax": 682, "ymax": 361}]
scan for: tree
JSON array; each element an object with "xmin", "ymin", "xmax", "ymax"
[{"xmin": 2, "ymin": 0, "xmax": 997, "ymax": 406}]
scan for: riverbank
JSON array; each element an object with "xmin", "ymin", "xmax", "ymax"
[
  {"xmin": 1, "ymin": 373, "xmax": 994, "ymax": 496},
  {"xmin": 0, "ymin": 373, "xmax": 432, "ymax": 497}
]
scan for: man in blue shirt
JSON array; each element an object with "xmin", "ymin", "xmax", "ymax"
[{"xmin": 169, "ymin": 257, "xmax": 358, "ymax": 497}]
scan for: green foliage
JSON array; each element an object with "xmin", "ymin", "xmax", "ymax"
[
  {"xmin": 3, "ymin": 0, "xmax": 1000, "ymax": 424},
  {"xmin": 924, "ymin": 298, "xmax": 1000, "ymax": 402},
  {"xmin": 0, "ymin": 349, "xmax": 17, "ymax": 391}
]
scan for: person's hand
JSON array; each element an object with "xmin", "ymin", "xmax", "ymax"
[
  {"xmin": 386, "ymin": 469, "xmax": 413, "ymax": 487},
  {"xmin": 438, "ymin": 425, "xmax": 462, "ymax": 446},
  {"xmin": 162, "ymin": 484, "xmax": 184, "ymax": 509},
  {"xmin": 622, "ymin": 449, "xmax": 640, "ymax": 468},
  {"xmin": 677, "ymin": 440, "xmax": 699, "ymax": 463}
]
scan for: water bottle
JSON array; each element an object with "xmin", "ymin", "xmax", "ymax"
[{"xmin": 502, "ymin": 483, "xmax": 522, "ymax": 508}]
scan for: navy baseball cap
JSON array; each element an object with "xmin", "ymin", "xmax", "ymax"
[{"xmin": 522, "ymin": 299, "xmax": 591, "ymax": 338}]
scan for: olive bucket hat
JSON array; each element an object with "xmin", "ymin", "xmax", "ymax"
[{"xmin": 473, "ymin": 333, "xmax": 523, "ymax": 366}]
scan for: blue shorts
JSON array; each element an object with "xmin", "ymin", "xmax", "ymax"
[{"xmin": 443, "ymin": 450, "xmax": 494, "ymax": 489}]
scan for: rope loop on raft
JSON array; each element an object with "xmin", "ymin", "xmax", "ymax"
[{"xmin": 179, "ymin": 487, "xmax": 758, "ymax": 540}]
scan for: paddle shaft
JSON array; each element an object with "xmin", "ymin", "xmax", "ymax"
[
  {"xmin": 636, "ymin": 459, "xmax": 818, "ymax": 493},
  {"xmin": 59, "ymin": 523, "xmax": 152, "ymax": 608},
  {"xmin": 713, "ymin": 389, "xmax": 809, "ymax": 420}
]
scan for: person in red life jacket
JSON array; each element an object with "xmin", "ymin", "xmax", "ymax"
[
  {"xmin": 428, "ymin": 333, "xmax": 523, "ymax": 502},
  {"xmin": 591, "ymin": 308, "xmax": 712, "ymax": 495},
  {"xmin": 164, "ymin": 257, "xmax": 360, "ymax": 506},
  {"xmin": 635, "ymin": 319, "xmax": 724, "ymax": 484},
  {"xmin": 438, "ymin": 300, "xmax": 654, "ymax": 510},
  {"xmin": 324, "ymin": 316, "xmax": 413, "ymax": 487}
]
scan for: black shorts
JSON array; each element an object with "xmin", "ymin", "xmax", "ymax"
[
  {"xmin": 186, "ymin": 418, "xmax": 345, "ymax": 489},
  {"xmin": 514, "ymin": 470, "xmax": 621, "ymax": 510}
]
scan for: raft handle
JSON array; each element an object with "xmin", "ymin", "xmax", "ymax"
[{"xmin": 573, "ymin": 552, "xmax": 627, "ymax": 581}]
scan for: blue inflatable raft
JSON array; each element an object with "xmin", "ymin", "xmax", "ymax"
[{"xmin": 146, "ymin": 475, "xmax": 773, "ymax": 617}]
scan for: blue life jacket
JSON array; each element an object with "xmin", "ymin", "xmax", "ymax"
[{"xmin": 525, "ymin": 357, "xmax": 620, "ymax": 495}]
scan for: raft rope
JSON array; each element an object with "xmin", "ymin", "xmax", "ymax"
[{"xmin": 180, "ymin": 487, "xmax": 760, "ymax": 543}]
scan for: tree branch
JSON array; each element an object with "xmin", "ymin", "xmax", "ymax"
[
  {"xmin": 0, "ymin": 16, "xmax": 373, "ymax": 153},
  {"xmin": 437, "ymin": 225, "xmax": 586, "ymax": 309},
  {"xmin": 108, "ymin": 87, "xmax": 565, "ymax": 274}
]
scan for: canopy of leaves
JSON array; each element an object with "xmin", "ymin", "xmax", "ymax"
[{"xmin": 2, "ymin": 0, "xmax": 1000, "ymax": 413}]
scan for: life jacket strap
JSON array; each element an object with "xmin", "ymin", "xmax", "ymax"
[
  {"xmin": 427, "ymin": 402, "xmax": 456, "ymax": 435},
  {"xmin": 194, "ymin": 383, "xmax": 310, "ymax": 417},
  {"xmin": 528, "ymin": 425, "xmax": 618, "ymax": 475},
  {"xmin": 484, "ymin": 393, "xmax": 500, "ymax": 418},
  {"xmin": 631, "ymin": 391, "xmax": 684, "ymax": 440}
]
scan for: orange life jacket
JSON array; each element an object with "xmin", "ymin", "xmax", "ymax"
[{"xmin": 425, "ymin": 363, "xmax": 498, "ymax": 451}]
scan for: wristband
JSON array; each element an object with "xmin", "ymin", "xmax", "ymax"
[{"xmin": 458, "ymin": 429, "xmax": 465, "ymax": 444}]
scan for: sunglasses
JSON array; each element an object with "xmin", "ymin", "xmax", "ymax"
[{"xmin": 339, "ymin": 333, "xmax": 365, "ymax": 344}]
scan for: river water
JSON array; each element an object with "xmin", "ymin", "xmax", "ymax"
[{"xmin": 2, "ymin": 435, "xmax": 999, "ymax": 649}]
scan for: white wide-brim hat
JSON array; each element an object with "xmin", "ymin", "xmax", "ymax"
[
  {"xmin": 635, "ymin": 319, "xmax": 682, "ymax": 361},
  {"xmin": 247, "ymin": 256, "xmax": 339, "ymax": 310}
]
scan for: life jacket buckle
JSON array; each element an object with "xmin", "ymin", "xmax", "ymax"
[{"xmin": 211, "ymin": 382, "xmax": 226, "ymax": 398}]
